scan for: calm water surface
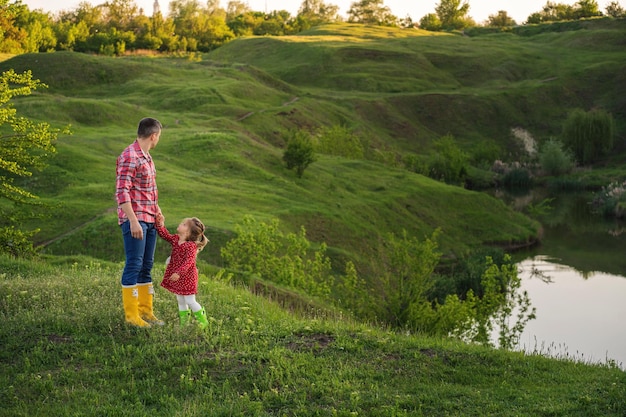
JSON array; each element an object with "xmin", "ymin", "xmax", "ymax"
[
  {"xmin": 514, "ymin": 256, "xmax": 626, "ymax": 368},
  {"xmin": 491, "ymin": 190, "xmax": 626, "ymax": 368}
]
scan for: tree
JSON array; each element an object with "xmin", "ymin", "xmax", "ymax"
[
  {"xmin": 561, "ymin": 108, "xmax": 614, "ymax": 165},
  {"xmin": 574, "ymin": 0, "xmax": 602, "ymax": 19},
  {"xmin": 226, "ymin": 11, "xmax": 259, "ymax": 36},
  {"xmin": 528, "ymin": 1, "xmax": 575, "ymax": 23},
  {"xmin": 419, "ymin": 13, "xmax": 442, "ymax": 31},
  {"xmin": 225, "ymin": 0, "xmax": 250, "ymax": 20},
  {"xmin": 486, "ymin": 10, "xmax": 517, "ymax": 27},
  {"xmin": 283, "ymin": 130, "xmax": 316, "ymax": 178},
  {"xmin": 0, "ymin": 0, "xmax": 28, "ymax": 53},
  {"xmin": 254, "ymin": 10, "xmax": 295, "ymax": 36},
  {"xmin": 102, "ymin": 0, "xmax": 140, "ymax": 31},
  {"xmin": 53, "ymin": 20, "xmax": 90, "ymax": 51},
  {"xmin": 605, "ymin": 1, "xmax": 625, "ymax": 17},
  {"xmin": 347, "ymin": 0, "xmax": 397, "ymax": 26},
  {"xmin": 0, "ymin": 70, "xmax": 68, "ymax": 256},
  {"xmin": 168, "ymin": 0, "xmax": 233, "ymax": 50},
  {"xmin": 297, "ymin": 0, "xmax": 340, "ymax": 27},
  {"xmin": 16, "ymin": 9, "xmax": 57, "ymax": 52},
  {"xmin": 169, "ymin": 0, "xmax": 202, "ymax": 37},
  {"xmin": 435, "ymin": 0, "xmax": 471, "ymax": 30}
]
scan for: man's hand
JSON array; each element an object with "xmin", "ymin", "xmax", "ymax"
[{"xmin": 130, "ymin": 219, "xmax": 143, "ymax": 240}]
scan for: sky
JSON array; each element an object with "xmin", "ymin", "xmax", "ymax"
[{"xmin": 21, "ymin": 0, "xmax": 617, "ymax": 25}]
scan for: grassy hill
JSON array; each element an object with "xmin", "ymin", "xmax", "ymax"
[
  {"xmin": 0, "ymin": 37, "xmax": 549, "ymax": 267},
  {"xmin": 0, "ymin": 255, "xmax": 624, "ymax": 416},
  {"xmin": 1, "ymin": 19, "xmax": 626, "ymax": 415},
  {"xmin": 0, "ymin": 19, "xmax": 623, "ymax": 290}
]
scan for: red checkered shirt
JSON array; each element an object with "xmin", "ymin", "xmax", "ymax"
[{"xmin": 116, "ymin": 140, "xmax": 159, "ymax": 225}]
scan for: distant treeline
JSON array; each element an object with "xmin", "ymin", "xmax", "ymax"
[{"xmin": 1, "ymin": 0, "xmax": 625, "ymax": 55}]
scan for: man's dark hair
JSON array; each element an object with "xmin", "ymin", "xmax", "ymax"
[{"xmin": 137, "ymin": 117, "xmax": 162, "ymax": 138}]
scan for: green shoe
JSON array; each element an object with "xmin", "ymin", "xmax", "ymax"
[
  {"xmin": 192, "ymin": 308, "xmax": 209, "ymax": 330},
  {"xmin": 179, "ymin": 309, "xmax": 191, "ymax": 327}
]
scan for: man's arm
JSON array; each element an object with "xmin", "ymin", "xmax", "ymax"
[{"xmin": 120, "ymin": 202, "xmax": 143, "ymax": 240}]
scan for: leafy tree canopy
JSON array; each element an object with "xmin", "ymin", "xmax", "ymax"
[
  {"xmin": 0, "ymin": 69, "xmax": 69, "ymax": 256},
  {"xmin": 347, "ymin": 0, "xmax": 397, "ymax": 26}
]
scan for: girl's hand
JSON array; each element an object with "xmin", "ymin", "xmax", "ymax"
[
  {"xmin": 156, "ymin": 213, "xmax": 164, "ymax": 226},
  {"xmin": 170, "ymin": 273, "xmax": 180, "ymax": 281}
]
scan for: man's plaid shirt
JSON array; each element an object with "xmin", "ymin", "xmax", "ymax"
[{"xmin": 116, "ymin": 140, "xmax": 159, "ymax": 225}]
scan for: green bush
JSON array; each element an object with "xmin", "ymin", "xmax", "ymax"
[
  {"xmin": 539, "ymin": 138, "xmax": 575, "ymax": 176},
  {"xmin": 502, "ymin": 167, "xmax": 533, "ymax": 189},
  {"xmin": 221, "ymin": 216, "xmax": 334, "ymax": 298},
  {"xmin": 283, "ymin": 130, "xmax": 316, "ymax": 178},
  {"xmin": 0, "ymin": 226, "xmax": 39, "ymax": 257},
  {"xmin": 591, "ymin": 180, "xmax": 626, "ymax": 217},
  {"xmin": 561, "ymin": 108, "xmax": 615, "ymax": 165},
  {"xmin": 427, "ymin": 135, "xmax": 469, "ymax": 185},
  {"xmin": 314, "ymin": 125, "xmax": 364, "ymax": 159}
]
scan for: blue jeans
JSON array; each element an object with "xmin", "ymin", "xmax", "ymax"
[{"xmin": 120, "ymin": 220, "xmax": 157, "ymax": 286}]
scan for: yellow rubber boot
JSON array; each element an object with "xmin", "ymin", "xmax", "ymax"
[
  {"xmin": 137, "ymin": 283, "xmax": 164, "ymax": 325},
  {"xmin": 122, "ymin": 286, "xmax": 150, "ymax": 328}
]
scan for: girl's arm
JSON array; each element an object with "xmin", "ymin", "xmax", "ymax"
[{"xmin": 156, "ymin": 224, "xmax": 178, "ymax": 244}]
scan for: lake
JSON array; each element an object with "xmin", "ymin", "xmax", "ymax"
[{"xmin": 492, "ymin": 189, "xmax": 626, "ymax": 369}]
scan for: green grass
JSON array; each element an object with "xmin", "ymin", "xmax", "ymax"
[
  {"xmin": 1, "ymin": 21, "xmax": 626, "ymax": 415},
  {"xmin": 1, "ymin": 18, "xmax": 624, "ymax": 291},
  {"xmin": 1, "ymin": 254, "xmax": 624, "ymax": 416}
]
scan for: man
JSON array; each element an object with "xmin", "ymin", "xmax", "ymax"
[{"xmin": 116, "ymin": 117, "xmax": 163, "ymax": 327}]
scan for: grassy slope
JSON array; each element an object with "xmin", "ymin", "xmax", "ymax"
[
  {"xmin": 209, "ymin": 22, "xmax": 625, "ymax": 150},
  {"xmin": 0, "ymin": 45, "xmax": 542, "ymax": 270},
  {"xmin": 0, "ymin": 255, "xmax": 624, "ymax": 416}
]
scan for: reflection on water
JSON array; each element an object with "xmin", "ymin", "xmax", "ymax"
[{"xmin": 512, "ymin": 256, "xmax": 626, "ymax": 369}]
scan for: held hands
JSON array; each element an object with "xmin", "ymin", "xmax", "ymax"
[
  {"xmin": 170, "ymin": 272, "xmax": 180, "ymax": 281},
  {"xmin": 156, "ymin": 212, "xmax": 164, "ymax": 227}
]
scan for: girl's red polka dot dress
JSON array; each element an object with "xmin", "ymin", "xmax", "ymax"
[{"xmin": 157, "ymin": 225, "xmax": 199, "ymax": 295}]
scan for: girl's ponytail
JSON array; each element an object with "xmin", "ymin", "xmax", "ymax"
[{"xmin": 196, "ymin": 233, "xmax": 209, "ymax": 252}]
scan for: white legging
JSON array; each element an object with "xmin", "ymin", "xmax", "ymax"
[{"xmin": 176, "ymin": 294, "xmax": 202, "ymax": 313}]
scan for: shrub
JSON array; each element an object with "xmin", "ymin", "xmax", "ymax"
[
  {"xmin": 376, "ymin": 229, "xmax": 442, "ymax": 328},
  {"xmin": 502, "ymin": 167, "xmax": 533, "ymax": 189},
  {"xmin": 591, "ymin": 180, "xmax": 626, "ymax": 217},
  {"xmin": 0, "ymin": 226, "xmax": 39, "ymax": 257},
  {"xmin": 427, "ymin": 135, "xmax": 468, "ymax": 185},
  {"xmin": 221, "ymin": 216, "xmax": 333, "ymax": 297},
  {"xmin": 470, "ymin": 139, "xmax": 501, "ymax": 169},
  {"xmin": 314, "ymin": 125, "xmax": 364, "ymax": 159},
  {"xmin": 283, "ymin": 130, "xmax": 316, "ymax": 178},
  {"xmin": 539, "ymin": 138, "xmax": 575, "ymax": 176}
]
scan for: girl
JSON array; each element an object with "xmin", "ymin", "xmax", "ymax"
[{"xmin": 156, "ymin": 213, "xmax": 209, "ymax": 328}]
